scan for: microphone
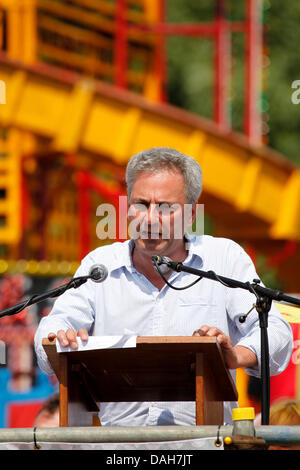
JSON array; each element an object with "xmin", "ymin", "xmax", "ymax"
[
  {"xmin": 151, "ymin": 255, "xmax": 180, "ymax": 276},
  {"xmin": 0, "ymin": 264, "xmax": 109, "ymax": 320},
  {"xmin": 152, "ymin": 255, "xmax": 173, "ymax": 267},
  {"xmin": 88, "ymin": 264, "xmax": 108, "ymax": 283}
]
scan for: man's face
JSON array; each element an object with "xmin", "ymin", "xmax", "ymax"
[{"xmin": 128, "ymin": 169, "xmax": 195, "ymax": 257}]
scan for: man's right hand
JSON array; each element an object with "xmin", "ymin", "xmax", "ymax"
[{"xmin": 48, "ymin": 328, "xmax": 89, "ymax": 350}]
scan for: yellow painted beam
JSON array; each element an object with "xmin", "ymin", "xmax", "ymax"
[
  {"xmin": 53, "ymin": 79, "xmax": 95, "ymax": 153},
  {"xmin": 185, "ymin": 130, "xmax": 207, "ymax": 165},
  {"xmin": 0, "ymin": 69, "xmax": 26, "ymax": 125},
  {"xmin": 13, "ymin": 77, "xmax": 70, "ymax": 137},
  {"xmin": 235, "ymin": 157, "xmax": 262, "ymax": 212},
  {"xmin": 270, "ymin": 170, "xmax": 300, "ymax": 240},
  {"xmin": 197, "ymin": 136, "xmax": 248, "ymax": 204},
  {"xmin": 0, "ymin": 58, "xmax": 299, "ymax": 242},
  {"xmin": 111, "ymin": 107, "xmax": 142, "ymax": 163},
  {"xmin": 82, "ymin": 96, "xmax": 132, "ymax": 157}
]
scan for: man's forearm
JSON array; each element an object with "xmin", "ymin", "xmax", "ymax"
[{"xmin": 234, "ymin": 345, "xmax": 258, "ymax": 369}]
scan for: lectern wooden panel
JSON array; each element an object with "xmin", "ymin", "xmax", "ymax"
[{"xmin": 42, "ymin": 336, "xmax": 238, "ymax": 427}]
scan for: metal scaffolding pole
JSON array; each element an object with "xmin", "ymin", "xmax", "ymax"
[{"xmin": 0, "ymin": 426, "xmax": 299, "ymax": 447}]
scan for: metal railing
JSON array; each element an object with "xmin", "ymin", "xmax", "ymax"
[{"xmin": 0, "ymin": 425, "xmax": 299, "ymax": 449}]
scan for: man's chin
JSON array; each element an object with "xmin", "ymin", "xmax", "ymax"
[{"xmin": 135, "ymin": 238, "xmax": 169, "ymax": 255}]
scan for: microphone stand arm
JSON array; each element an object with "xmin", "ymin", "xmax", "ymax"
[
  {"xmin": 165, "ymin": 260, "xmax": 300, "ymax": 306},
  {"xmin": 153, "ymin": 257, "xmax": 300, "ymax": 425},
  {"xmin": 0, "ymin": 275, "xmax": 89, "ymax": 320}
]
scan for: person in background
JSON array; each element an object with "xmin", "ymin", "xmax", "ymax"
[
  {"xmin": 34, "ymin": 393, "xmax": 59, "ymax": 427},
  {"xmin": 268, "ymin": 399, "xmax": 300, "ymax": 450},
  {"xmin": 255, "ymin": 399, "xmax": 300, "ymax": 449}
]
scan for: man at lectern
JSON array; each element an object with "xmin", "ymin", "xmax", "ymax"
[{"xmin": 34, "ymin": 147, "xmax": 293, "ymax": 425}]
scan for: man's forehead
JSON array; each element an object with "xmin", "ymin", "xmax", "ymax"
[
  {"xmin": 131, "ymin": 169, "xmax": 185, "ymax": 196},
  {"xmin": 134, "ymin": 167, "xmax": 183, "ymax": 179}
]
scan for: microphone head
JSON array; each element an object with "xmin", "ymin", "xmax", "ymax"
[
  {"xmin": 152, "ymin": 255, "xmax": 173, "ymax": 275},
  {"xmin": 151, "ymin": 255, "xmax": 161, "ymax": 266},
  {"xmin": 89, "ymin": 264, "xmax": 108, "ymax": 283},
  {"xmin": 152, "ymin": 255, "xmax": 172, "ymax": 266}
]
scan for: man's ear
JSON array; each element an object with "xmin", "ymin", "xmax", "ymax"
[
  {"xmin": 185, "ymin": 202, "xmax": 197, "ymax": 226},
  {"xmin": 191, "ymin": 203, "xmax": 197, "ymax": 225}
]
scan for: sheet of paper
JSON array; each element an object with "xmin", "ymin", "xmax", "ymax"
[{"xmin": 56, "ymin": 335, "xmax": 137, "ymax": 353}]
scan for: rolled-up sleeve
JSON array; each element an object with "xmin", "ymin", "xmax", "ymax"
[{"xmin": 225, "ymin": 241, "xmax": 294, "ymax": 377}]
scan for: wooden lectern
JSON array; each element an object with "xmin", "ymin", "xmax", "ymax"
[{"xmin": 42, "ymin": 336, "xmax": 238, "ymax": 427}]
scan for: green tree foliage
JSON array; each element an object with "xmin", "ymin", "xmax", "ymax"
[
  {"xmin": 166, "ymin": 0, "xmax": 215, "ymax": 120},
  {"xmin": 266, "ymin": 1, "xmax": 300, "ymax": 165},
  {"xmin": 166, "ymin": 0, "xmax": 300, "ymax": 165}
]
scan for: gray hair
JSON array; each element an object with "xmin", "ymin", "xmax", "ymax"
[{"xmin": 126, "ymin": 147, "xmax": 202, "ymax": 204}]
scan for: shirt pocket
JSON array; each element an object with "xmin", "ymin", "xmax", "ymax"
[
  {"xmin": 173, "ymin": 295, "xmax": 218, "ymax": 334},
  {"xmin": 178, "ymin": 295, "xmax": 217, "ymax": 307}
]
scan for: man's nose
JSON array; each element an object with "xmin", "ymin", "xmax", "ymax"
[{"xmin": 147, "ymin": 204, "xmax": 160, "ymax": 222}]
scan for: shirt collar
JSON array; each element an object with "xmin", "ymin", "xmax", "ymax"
[
  {"xmin": 183, "ymin": 232, "xmax": 204, "ymax": 267},
  {"xmin": 109, "ymin": 239, "xmax": 135, "ymax": 273},
  {"xmin": 109, "ymin": 233, "xmax": 204, "ymax": 273}
]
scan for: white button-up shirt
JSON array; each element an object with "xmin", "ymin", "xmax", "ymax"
[{"xmin": 34, "ymin": 234, "xmax": 293, "ymax": 425}]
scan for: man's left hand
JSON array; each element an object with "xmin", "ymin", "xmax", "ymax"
[{"xmin": 192, "ymin": 325, "xmax": 257, "ymax": 370}]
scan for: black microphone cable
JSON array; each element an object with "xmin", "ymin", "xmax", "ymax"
[{"xmin": 152, "ymin": 256, "xmax": 203, "ymax": 291}]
